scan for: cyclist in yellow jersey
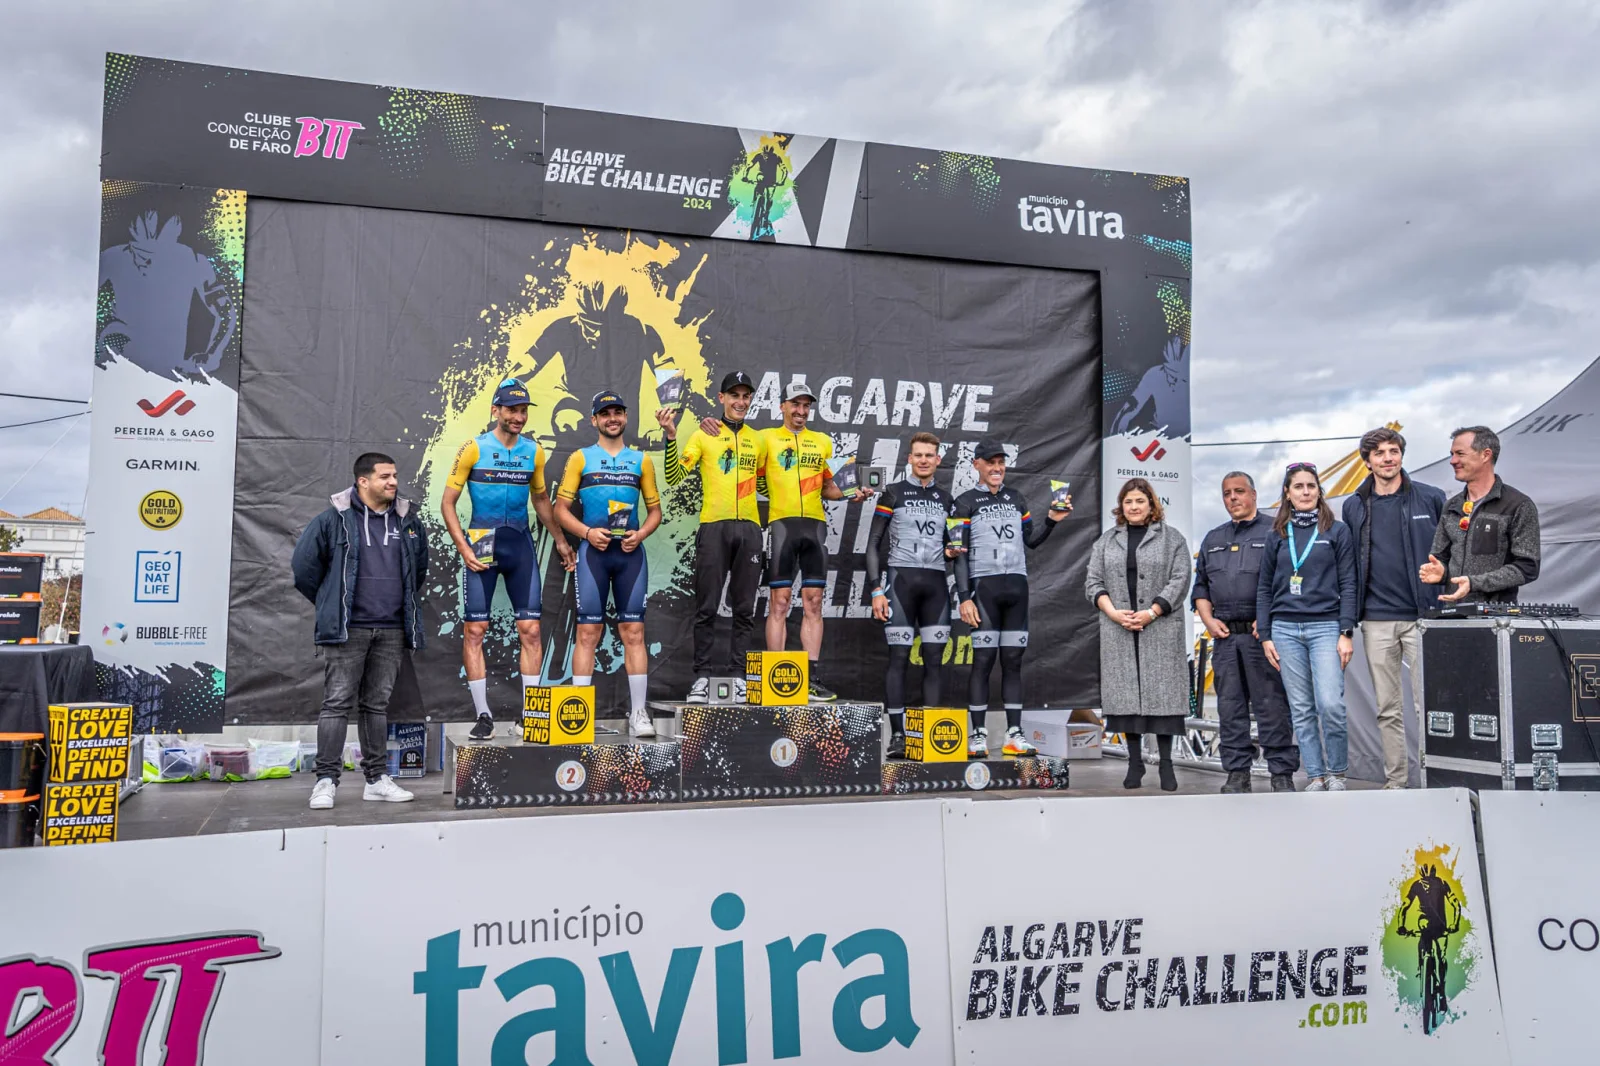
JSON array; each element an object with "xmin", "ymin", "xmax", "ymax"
[
  {"xmin": 699, "ymin": 381, "xmax": 872, "ymax": 701},
  {"xmin": 657, "ymin": 371, "xmax": 768, "ymax": 702}
]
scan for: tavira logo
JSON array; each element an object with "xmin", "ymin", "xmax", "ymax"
[
  {"xmin": 414, "ymin": 892, "xmax": 919, "ymax": 1063},
  {"xmin": 1016, "ymin": 195, "xmax": 1124, "ymax": 239}
]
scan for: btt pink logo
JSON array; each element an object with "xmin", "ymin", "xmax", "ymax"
[
  {"xmin": 0, "ymin": 933, "xmax": 278, "ymax": 1066},
  {"xmin": 294, "ymin": 117, "xmax": 363, "ymax": 160}
]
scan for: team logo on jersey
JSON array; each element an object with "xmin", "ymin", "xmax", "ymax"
[
  {"xmin": 719, "ymin": 448, "xmax": 736, "ymax": 474},
  {"xmin": 779, "ymin": 446, "xmax": 798, "ymax": 470}
]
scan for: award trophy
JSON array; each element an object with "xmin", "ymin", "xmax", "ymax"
[{"xmin": 466, "ymin": 528, "xmax": 495, "ymax": 566}]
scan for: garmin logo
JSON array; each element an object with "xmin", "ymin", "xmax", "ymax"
[
  {"xmin": 1016, "ymin": 195, "xmax": 1124, "ymax": 239},
  {"xmin": 126, "ymin": 459, "xmax": 199, "ymax": 471}
]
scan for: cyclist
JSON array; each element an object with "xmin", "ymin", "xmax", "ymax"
[
  {"xmin": 658, "ymin": 371, "xmax": 767, "ymax": 702},
  {"xmin": 441, "ymin": 377, "xmax": 575, "ymax": 740},
  {"xmin": 553, "ymin": 391, "xmax": 663, "ymax": 737},
  {"xmin": 867, "ymin": 431, "xmax": 953, "ymax": 757},
  {"xmin": 743, "ymin": 144, "xmax": 790, "ymax": 240},
  {"xmin": 1396, "ymin": 862, "xmax": 1461, "ymax": 1024},
  {"xmin": 951, "ymin": 438, "xmax": 1072, "ymax": 757}
]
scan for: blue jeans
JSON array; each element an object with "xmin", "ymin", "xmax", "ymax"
[{"xmin": 1271, "ymin": 619, "xmax": 1347, "ymax": 780}]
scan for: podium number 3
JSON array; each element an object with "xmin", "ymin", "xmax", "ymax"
[{"xmin": 770, "ymin": 738, "xmax": 798, "ymax": 768}]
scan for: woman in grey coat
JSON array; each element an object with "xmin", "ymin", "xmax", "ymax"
[{"xmin": 1086, "ymin": 478, "xmax": 1193, "ymax": 791}]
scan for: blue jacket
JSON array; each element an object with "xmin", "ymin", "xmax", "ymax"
[
  {"xmin": 1339, "ymin": 472, "xmax": 1446, "ymax": 619},
  {"xmin": 1255, "ymin": 517, "xmax": 1357, "ymax": 641},
  {"xmin": 291, "ymin": 488, "xmax": 430, "ymax": 648}
]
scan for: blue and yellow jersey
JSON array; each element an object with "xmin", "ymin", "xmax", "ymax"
[
  {"xmin": 556, "ymin": 445, "xmax": 660, "ymax": 531},
  {"xmin": 446, "ymin": 431, "xmax": 547, "ymax": 530},
  {"xmin": 759, "ymin": 426, "xmax": 834, "ymax": 521},
  {"xmin": 663, "ymin": 421, "xmax": 767, "ymax": 523}
]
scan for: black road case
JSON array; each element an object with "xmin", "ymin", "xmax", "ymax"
[{"xmin": 1421, "ymin": 618, "xmax": 1600, "ymax": 791}]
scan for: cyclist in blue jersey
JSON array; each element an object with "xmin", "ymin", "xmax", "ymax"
[
  {"xmin": 554, "ymin": 391, "xmax": 663, "ymax": 737},
  {"xmin": 442, "ymin": 378, "xmax": 575, "ymax": 739}
]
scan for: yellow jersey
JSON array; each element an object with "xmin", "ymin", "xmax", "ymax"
[
  {"xmin": 760, "ymin": 426, "xmax": 834, "ymax": 522},
  {"xmin": 663, "ymin": 421, "xmax": 767, "ymax": 523}
]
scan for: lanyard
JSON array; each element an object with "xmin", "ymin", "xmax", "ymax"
[{"xmin": 1287, "ymin": 524, "xmax": 1319, "ymax": 575}]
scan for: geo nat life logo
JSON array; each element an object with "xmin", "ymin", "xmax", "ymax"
[{"xmin": 1379, "ymin": 843, "xmax": 1482, "ymax": 1036}]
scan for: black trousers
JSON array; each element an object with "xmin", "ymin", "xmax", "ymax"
[
  {"xmin": 692, "ymin": 520, "xmax": 764, "ymax": 676},
  {"xmin": 1212, "ymin": 629, "xmax": 1299, "ymax": 775}
]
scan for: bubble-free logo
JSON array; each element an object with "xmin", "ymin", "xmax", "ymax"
[
  {"xmin": 101, "ymin": 622, "xmax": 129, "ymax": 645},
  {"xmin": 138, "ymin": 489, "xmax": 183, "ymax": 531},
  {"xmin": 929, "ymin": 719, "xmax": 962, "ymax": 755},
  {"xmin": 557, "ymin": 697, "xmax": 591, "ymax": 733},
  {"xmin": 1380, "ymin": 844, "xmax": 1482, "ymax": 1035},
  {"xmin": 768, "ymin": 661, "xmax": 803, "ymax": 699}
]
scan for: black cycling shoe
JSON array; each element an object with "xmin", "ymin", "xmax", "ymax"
[
  {"xmin": 886, "ymin": 731, "xmax": 907, "ymax": 760},
  {"xmin": 469, "ymin": 714, "xmax": 494, "ymax": 741},
  {"xmin": 808, "ymin": 678, "xmax": 838, "ymax": 703},
  {"xmin": 1221, "ymin": 771, "xmax": 1252, "ymax": 794}
]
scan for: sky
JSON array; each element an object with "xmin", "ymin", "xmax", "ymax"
[{"xmin": 2, "ymin": 0, "xmax": 1598, "ymax": 533}]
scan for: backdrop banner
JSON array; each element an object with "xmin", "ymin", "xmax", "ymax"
[
  {"xmin": 1477, "ymin": 791, "xmax": 1600, "ymax": 1066},
  {"xmin": 319, "ymin": 801, "xmax": 954, "ymax": 1065},
  {"xmin": 228, "ymin": 199, "xmax": 1103, "ymax": 721},
  {"xmin": 940, "ymin": 790, "xmax": 1510, "ymax": 1065}
]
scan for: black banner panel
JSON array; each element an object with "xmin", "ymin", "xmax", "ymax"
[{"xmin": 229, "ymin": 199, "xmax": 1102, "ymax": 722}]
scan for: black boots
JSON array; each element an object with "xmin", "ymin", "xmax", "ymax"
[
  {"xmin": 1271, "ymin": 773, "xmax": 1296, "ymax": 793},
  {"xmin": 1158, "ymin": 759, "xmax": 1178, "ymax": 792},
  {"xmin": 1221, "ymin": 770, "xmax": 1251, "ymax": 794}
]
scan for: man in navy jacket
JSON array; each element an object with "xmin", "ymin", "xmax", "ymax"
[
  {"xmin": 292, "ymin": 452, "xmax": 430, "ymax": 810},
  {"xmin": 1339, "ymin": 428, "xmax": 1445, "ymax": 789}
]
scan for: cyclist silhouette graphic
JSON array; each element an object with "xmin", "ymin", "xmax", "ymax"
[
  {"xmin": 741, "ymin": 143, "xmax": 790, "ymax": 240},
  {"xmin": 1395, "ymin": 862, "xmax": 1462, "ymax": 1034},
  {"xmin": 97, "ymin": 211, "xmax": 235, "ymax": 377}
]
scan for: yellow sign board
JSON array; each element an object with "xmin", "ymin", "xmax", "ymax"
[
  {"xmin": 47, "ymin": 703, "xmax": 132, "ymax": 783},
  {"xmin": 744, "ymin": 651, "xmax": 808, "ymax": 706},
  {"xmin": 42, "ymin": 781, "xmax": 120, "ymax": 845},
  {"xmin": 523, "ymin": 686, "xmax": 596, "ymax": 745},
  {"xmin": 906, "ymin": 707, "xmax": 967, "ymax": 762}
]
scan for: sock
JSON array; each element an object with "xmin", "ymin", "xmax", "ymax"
[
  {"xmin": 468, "ymin": 678, "xmax": 490, "ymax": 720},
  {"xmin": 969, "ymin": 710, "xmax": 986, "ymax": 734},
  {"xmin": 521, "ymin": 674, "xmax": 538, "ymax": 690},
  {"xmin": 628, "ymin": 674, "xmax": 648, "ymax": 714},
  {"xmin": 573, "ymin": 675, "xmax": 593, "ymax": 686},
  {"xmin": 889, "ymin": 711, "xmax": 904, "ymax": 733},
  {"xmin": 1004, "ymin": 705, "xmax": 1022, "ymax": 731}
]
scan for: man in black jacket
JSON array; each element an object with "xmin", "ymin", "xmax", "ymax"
[
  {"xmin": 291, "ymin": 452, "xmax": 430, "ymax": 810},
  {"xmin": 1341, "ymin": 428, "xmax": 1446, "ymax": 789},
  {"xmin": 1192, "ymin": 472, "xmax": 1297, "ymax": 793}
]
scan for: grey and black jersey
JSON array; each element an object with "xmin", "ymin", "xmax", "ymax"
[
  {"xmin": 952, "ymin": 485, "xmax": 1058, "ymax": 595},
  {"xmin": 864, "ymin": 478, "xmax": 951, "ymax": 593}
]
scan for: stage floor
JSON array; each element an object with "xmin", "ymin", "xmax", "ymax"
[{"xmin": 112, "ymin": 759, "xmax": 1378, "ymax": 840}]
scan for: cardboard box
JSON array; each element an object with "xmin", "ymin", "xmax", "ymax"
[
  {"xmin": 41, "ymin": 780, "xmax": 119, "ymax": 845},
  {"xmin": 388, "ymin": 722, "xmax": 428, "ymax": 778},
  {"xmin": 905, "ymin": 707, "xmax": 967, "ymax": 762},
  {"xmin": 1021, "ymin": 710, "xmax": 1104, "ymax": 760},
  {"xmin": 47, "ymin": 704, "xmax": 133, "ymax": 783},
  {"xmin": 744, "ymin": 651, "xmax": 808, "ymax": 706},
  {"xmin": 522, "ymin": 686, "xmax": 596, "ymax": 745}
]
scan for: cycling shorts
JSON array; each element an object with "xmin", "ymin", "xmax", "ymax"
[
  {"xmin": 883, "ymin": 567, "xmax": 952, "ymax": 647},
  {"xmin": 768, "ymin": 517, "xmax": 828, "ymax": 590},
  {"xmin": 463, "ymin": 527, "xmax": 542, "ymax": 622},
  {"xmin": 968, "ymin": 573, "xmax": 1029, "ymax": 649},
  {"xmin": 575, "ymin": 540, "xmax": 648, "ymax": 625}
]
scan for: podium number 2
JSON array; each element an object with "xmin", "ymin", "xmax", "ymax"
[
  {"xmin": 556, "ymin": 760, "xmax": 587, "ymax": 792},
  {"xmin": 770, "ymin": 738, "xmax": 798, "ymax": 768}
]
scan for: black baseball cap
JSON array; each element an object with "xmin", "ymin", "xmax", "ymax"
[
  {"xmin": 974, "ymin": 438, "xmax": 1009, "ymax": 461},
  {"xmin": 591, "ymin": 390, "xmax": 627, "ymax": 415},
  {"xmin": 492, "ymin": 378, "xmax": 531, "ymax": 407},
  {"xmin": 720, "ymin": 371, "xmax": 755, "ymax": 394}
]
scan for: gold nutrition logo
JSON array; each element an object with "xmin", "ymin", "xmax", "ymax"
[
  {"xmin": 768, "ymin": 660, "xmax": 804, "ymax": 700},
  {"xmin": 138, "ymin": 489, "xmax": 183, "ymax": 530},
  {"xmin": 557, "ymin": 696, "xmax": 591, "ymax": 733},
  {"xmin": 930, "ymin": 719, "xmax": 963, "ymax": 755}
]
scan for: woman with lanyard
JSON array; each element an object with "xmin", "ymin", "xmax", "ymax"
[{"xmin": 1255, "ymin": 462, "xmax": 1357, "ymax": 792}]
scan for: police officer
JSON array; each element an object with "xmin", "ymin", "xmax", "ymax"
[{"xmin": 1191, "ymin": 471, "xmax": 1299, "ymax": 792}]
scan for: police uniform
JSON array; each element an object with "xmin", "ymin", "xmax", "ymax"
[{"xmin": 1191, "ymin": 512, "xmax": 1299, "ymax": 777}]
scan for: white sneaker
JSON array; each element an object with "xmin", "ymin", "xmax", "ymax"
[
  {"xmin": 1305, "ymin": 778, "xmax": 1328, "ymax": 793},
  {"xmin": 687, "ymin": 677, "xmax": 710, "ymax": 703},
  {"xmin": 968, "ymin": 727, "xmax": 989, "ymax": 759},
  {"xmin": 309, "ymin": 778, "xmax": 336, "ymax": 810},
  {"xmin": 628, "ymin": 708, "xmax": 656, "ymax": 738},
  {"xmin": 363, "ymin": 775, "xmax": 415, "ymax": 803},
  {"xmin": 1327, "ymin": 775, "xmax": 1348, "ymax": 792},
  {"xmin": 732, "ymin": 678, "xmax": 747, "ymax": 702}
]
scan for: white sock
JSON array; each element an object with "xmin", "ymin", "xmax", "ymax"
[
  {"xmin": 521, "ymin": 674, "xmax": 538, "ymax": 690},
  {"xmin": 628, "ymin": 674, "xmax": 648, "ymax": 714},
  {"xmin": 573, "ymin": 675, "xmax": 593, "ymax": 687},
  {"xmin": 468, "ymin": 678, "xmax": 490, "ymax": 719}
]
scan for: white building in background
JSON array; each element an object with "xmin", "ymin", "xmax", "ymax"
[{"xmin": 0, "ymin": 507, "xmax": 86, "ymax": 576}]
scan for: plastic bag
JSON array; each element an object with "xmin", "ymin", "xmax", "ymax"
[
  {"xmin": 250, "ymin": 740, "xmax": 300, "ymax": 780},
  {"xmin": 203, "ymin": 744, "xmax": 253, "ymax": 781},
  {"xmin": 142, "ymin": 735, "xmax": 211, "ymax": 783}
]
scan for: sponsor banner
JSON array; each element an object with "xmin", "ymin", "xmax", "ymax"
[
  {"xmin": 103, "ymin": 53, "xmax": 543, "ymax": 219},
  {"xmin": 1102, "ymin": 430, "xmax": 1193, "ymax": 543},
  {"xmin": 941, "ymin": 791, "xmax": 1510, "ymax": 1064},
  {"xmin": 1478, "ymin": 791, "xmax": 1600, "ymax": 1065},
  {"xmin": 319, "ymin": 801, "xmax": 955, "ymax": 1065},
  {"xmin": 0, "ymin": 827, "xmax": 325, "ymax": 1064},
  {"xmin": 80, "ymin": 182, "xmax": 244, "ymax": 731}
]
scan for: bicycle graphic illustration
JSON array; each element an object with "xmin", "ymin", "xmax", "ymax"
[{"xmin": 1394, "ymin": 862, "xmax": 1462, "ymax": 1035}]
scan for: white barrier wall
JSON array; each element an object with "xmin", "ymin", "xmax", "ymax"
[
  {"xmin": 1478, "ymin": 791, "xmax": 1600, "ymax": 1066},
  {"xmin": 0, "ymin": 792, "xmax": 1532, "ymax": 1065}
]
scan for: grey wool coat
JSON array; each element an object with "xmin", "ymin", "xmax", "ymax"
[{"xmin": 1084, "ymin": 521, "xmax": 1193, "ymax": 719}]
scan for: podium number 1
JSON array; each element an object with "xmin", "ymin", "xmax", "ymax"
[{"xmin": 770, "ymin": 738, "xmax": 798, "ymax": 768}]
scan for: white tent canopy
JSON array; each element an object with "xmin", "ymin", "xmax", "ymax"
[{"xmin": 1342, "ymin": 353, "xmax": 1600, "ymax": 783}]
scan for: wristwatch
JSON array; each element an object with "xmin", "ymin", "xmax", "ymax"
[{"xmin": 1340, "ymin": 628, "xmax": 1354, "ymax": 638}]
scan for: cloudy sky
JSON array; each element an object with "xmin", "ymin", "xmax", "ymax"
[{"xmin": 2, "ymin": 0, "xmax": 1597, "ymax": 532}]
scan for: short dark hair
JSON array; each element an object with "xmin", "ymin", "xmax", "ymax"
[
  {"xmin": 1452, "ymin": 425, "xmax": 1500, "ymax": 464},
  {"xmin": 1359, "ymin": 426, "xmax": 1406, "ymax": 462},
  {"xmin": 1221, "ymin": 471, "xmax": 1254, "ymax": 490},
  {"xmin": 908, "ymin": 431, "xmax": 940, "ymax": 451},
  {"xmin": 354, "ymin": 452, "xmax": 396, "ymax": 480}
]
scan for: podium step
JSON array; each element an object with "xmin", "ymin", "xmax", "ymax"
[
  {"xmin": 450, "ymin": 736, "xmax": 681, "ymax": 809},
  {"xmin": 882, "ymin": 756, "xmax": 1069, "ymax": 794},
  {"xmin": 677, "ymin": 703, "xmax": 882, "ymax": 800}
]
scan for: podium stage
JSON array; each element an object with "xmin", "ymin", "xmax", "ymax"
[{"xmin": 446, "ymin": 702, "xmax": 1070, "ymax": 809}]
